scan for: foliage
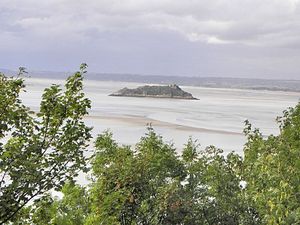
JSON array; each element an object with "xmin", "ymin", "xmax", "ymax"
[
  {"xmin": 180, "ymin": 141, "xmax": 259, "ymax": 225},
  {"xmin": 0, "ymin": 64, "xmax": 92, "ymax": 224},
  {"xmin": 86, "ymin": 127, "xmax": 256, "ymax": 224},
  {"xmin": 2, "ymin": 64, "xmax": 300, "ymax": 225},
  {"xmin": 243, "ymin": 103, "xmax": 300, "ymax": 224},
  {"xmin": 27, "ymin": 181, "xmax": 90, "ymax": 225},
  {"xmin": 86, "ymin": 127, "xmax": 185, "ymax": 224}
]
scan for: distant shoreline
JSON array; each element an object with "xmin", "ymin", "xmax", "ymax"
[
  {"xmin": 2, "ymin": 68, "xmax": 300, "ymax": 93},
  {"xmin": 23, "ymin": 76, "xmax": 300, "ymax": 95}
]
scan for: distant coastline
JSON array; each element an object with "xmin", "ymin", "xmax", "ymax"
[{"xmin": 1, "ymin": 68, "xmax": 300, "ymax": 93}]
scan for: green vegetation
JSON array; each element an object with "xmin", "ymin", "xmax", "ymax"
[
  {"xmin": 1, "ymin": 66, "xmax": 300, "ymax": 224},
  {"xmin": 0, "ymin": 65, "xmax": 91, "ymax": 224},
  {"xmin": 109, "ymin": 84, "xmax": 198, "ymax": 100},
  {"xmin": 243, "ymin": 105, "xmax": 300, "ymax": 224}
]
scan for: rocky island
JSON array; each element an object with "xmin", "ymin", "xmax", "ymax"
[{"xmin": 109, "ymin": 84, "xmax": 198, "ymax": 100}]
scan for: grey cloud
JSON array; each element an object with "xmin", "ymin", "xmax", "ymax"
[
  {"xmin": 2, "ymin": 0, "xmax": 300, "ymax": 46},
  {"xmin": 0, "ymin": 0, "xmax": 300, "ymax": 79}
]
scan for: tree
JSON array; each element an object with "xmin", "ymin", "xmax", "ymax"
[
  {"xmin": 243, "ymin": 102, "xmax": 300, "ymax": 224},
  {"xmin": 27, "ymin": 181, "xmax": 90, "ymax": 225},
  {"xmin": 0, "ymin": 64, "xmax": 92, "ymax": 224},
  {"xmin": 86, "ymin": 128, "xmax": 258, "ymax": 225},
  {"xmin": 86, "ymin": 127, "xmax": 185, "ymax": 225},
  {"xmin": 5, "ymin": 68, "xmax": 299, "ymax": 225},
  {"xmin": 180, "ymin": 139, "xmax": 259, "ymax": 225}
]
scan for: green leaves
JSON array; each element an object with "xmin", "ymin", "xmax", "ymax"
[
  {"xmin": 21, "ymin": 182, "xmax": 91, "ymax": 225},
  {"xmin": 2, "ymin": 63, "xmax": 300, "ymax": 225},
  {"xmin": 0, "ymin": 64, "xmax": 92, "ymax": 224},
  {"xmin": 87, "ymin": 127, "xmax": 255, "ymax": 225},
  {"xmin": 243, "ymin": 102, "xmax": 300, "ymax": 224}
]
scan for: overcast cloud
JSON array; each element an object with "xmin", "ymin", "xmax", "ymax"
[{"xmin": 1, "ymin": 0, "xmax": 300, "ymax": 79}]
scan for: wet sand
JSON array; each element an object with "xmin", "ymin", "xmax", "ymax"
[
  {"xmin": 87, "ymin": 114, "xmax": 243, "ymax": 136},
  {"xmin": 21, "ymin": 78, "xmax": 300, "ymax": 153}
]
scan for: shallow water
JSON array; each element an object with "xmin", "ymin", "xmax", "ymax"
[{"xmin": 21, "ymin": 78, "xmax": 300, "ymax": 155}]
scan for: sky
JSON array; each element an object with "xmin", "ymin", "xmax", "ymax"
[{"xmin": 1, "ymin": 0, "xmax": 300, "ymax": 79}]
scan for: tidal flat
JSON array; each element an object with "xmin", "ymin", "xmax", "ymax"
[{"xmin": 22, "ymin": 78, "xmax": 300, "ymax": 154}]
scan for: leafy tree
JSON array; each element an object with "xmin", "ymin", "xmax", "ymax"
[
  {"xmin": 180, "ymin": 139, "xmax": 259, "ymax": 225},
  {"xmin": 86, "ymin": 128, "xmax": 185, "ymax": 225},
  {"xmin": 86, "ymin": 128, "xmax": 258, "ymax": 225},
  {"xmin": 243, "ymin": 103, "xmax": 300, "ymax": 224},
  {"xmin": 0, "ymin": 64, "xmax": 92, "ymax": 224},
  {"xmin": 28, "ymin": 181, "xmax": 90, "ymax": 225},
  {"xmin": 4, "ymin": 65, "xmax": 300, "ymax": 225}
]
